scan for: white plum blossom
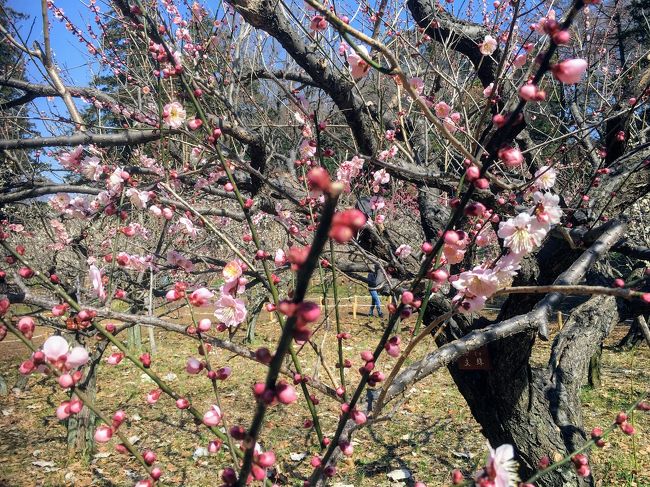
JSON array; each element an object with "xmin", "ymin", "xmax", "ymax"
[
  {"xmin": 484, "ymin": 443, "xmax": 520, "ymax": 487},
  {"xmin": 162, "ymin": 101, "xmax": 186, "ymax": 129},
  {"xmin": 498, "ymin": 213, "xmax": 547, "ymax": 255},
  {"xmin": 494, "ymin": 253, "xmax": 522, "ymax": 288},
  {"xmin": 534, "ymin": 165, "xmax": 557, "ymax": 190},
  {"xmin": 452, "ymin": 266, "xmax": 500, "ymax": 300},
  {"xmin": 532, "ymin": 192, "xmax": 563, "ymax": 227}
]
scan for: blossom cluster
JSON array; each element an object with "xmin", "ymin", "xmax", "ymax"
[{"xmin": 450, "ymin": 166, "xmax": 560, "ymax": 312}]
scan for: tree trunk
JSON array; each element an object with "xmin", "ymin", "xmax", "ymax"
[
  {"xmin": 66, "ymin": 335, "xmax": 101, "ymax": 460},
  {"xmin": 614, "ymin": 315, "xmax": 647, "ymax": 351},
  {"xmin": 66, "ymin": 367, "xmax": 97, "ymax": 460},
  {"xmin": 427, "ymin": 294, "xmax": 619, "ymax": 487},
  {"xmin": 587, "ymin": 349, "xmax": 602, "ymax": 388}
]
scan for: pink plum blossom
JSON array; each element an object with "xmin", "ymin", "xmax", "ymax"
[
  {"xmin": 434, "ymin": 101, "xmax": 451, "ymax": 118},
  {"xmin": 409, "ymin": 77, "xmax": 424, "ymax": 96},
  {"xmin": 214, "ymin": 294, "xmax": 247, "ymax": 328},
  {"xmin": 203, "ymin": 405, "xmax": 222, "ymax": 426},
  {"xmin": 532, "ymin": 192, "xmax": 562, "ymax": 226},
  {"xmin": 347, "ymin": 45, "xmax": 371, "ymax": 79},
  {"xmin": 479, "ymin": 35, "xmax": 498, "ymax": 56},
  {"xmin": 80, "ymin": 156, "xmax": 102, "ymax": 181},
  {"xmin": 395, "ymin": 244, "xmax": 412, "ymax": 259},
  {"xmin": 126, "ymin": 188, "xmax": 151, "ymax": 210},
  {"xmin": 89, "ymin": 264, "xmax": 106, "ymax": 301},
  {"xmin": 58, "ymin": 146, "xmax": 83, "ymax": 170},
  {"xmin": 42, "ymin": 336, "xmax": 89, "ymax": 369},
  {"xmin": 552, "ymin": 59, "xmax": 588, "ymax": 84},
  {"xmin": 189, "ymin": 287, "xmax": 214, "ymax": 307}
]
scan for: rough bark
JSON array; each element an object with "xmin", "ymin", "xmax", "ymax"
[{"xmin": 412, "ymin": 222, "xmax": 627, "ymax": 486}]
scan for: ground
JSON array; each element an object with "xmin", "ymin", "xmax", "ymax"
[{"xmin": 0, "ymin": 295, "xmax": 649, "ymax": 487}]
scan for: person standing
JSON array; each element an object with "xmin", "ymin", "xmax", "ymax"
[{"xmin": 367, "ymin": 265, "xmax": 385, "ymax": 318}]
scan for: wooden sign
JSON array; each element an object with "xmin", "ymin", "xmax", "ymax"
[{"xmin": 457, "ymin": 346, "xmax": 492, "ymax": 370}]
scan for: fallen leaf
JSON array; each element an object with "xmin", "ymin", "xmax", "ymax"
[{"xmin": 387, "ymin": 468, "xmax": 411, "ymax": 481}]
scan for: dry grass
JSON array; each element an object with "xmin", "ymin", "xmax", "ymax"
[{"xmin": 0, "ymin": 304, "xmax": 649, "ymax": 487}]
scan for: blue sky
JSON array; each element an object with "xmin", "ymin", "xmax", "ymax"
[
  {"xmin": 7, "ymin": 0, "xmax": 104, "ymax": 179},
  {"xmin": 8, "ymin": 0, "xmax": 98, "ymax": 86}
]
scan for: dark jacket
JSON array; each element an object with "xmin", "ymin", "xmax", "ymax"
[{"xmin": 367, "ymin": 271, "xmax": 386, "ymax": 292}]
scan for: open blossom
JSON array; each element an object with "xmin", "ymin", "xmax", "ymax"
[
  {"xmin": 498, "ymin": 213, "xmax": 547, "ymax": 255},
  {"xmin": 170, "ymin": 217, "xmax": 199, "ymax": 238},
  {"xmin": 372, "ymin": 169, "xmax": 390, "ymax": 192},
  {"xmin": 49, "ymin": 193, "xmax": 71, "ymax": 213},
  {"xmin": 369, "ymin": 196, "xmax": 385, "ymax": 211},
  {"xmin": 58, "ymin": 145, "xmax": 84, "ymax": 170},
  {"xmin": 494, "ymin": 253, "xmax": 522, "ymax": 287},
  {"xmin": 452, "ymin": 266, "xmax": 499, "ymax": 300},
  {"xmin": 395, "ymin": 244, "xmax": 412, "ymax": 259},
  {"xmin": 107, "ymin": 168, "xmax": 125, "ymax": 193},
  {"xmin": 89, "ymin": 265, "xmax": 106, "ymax": 301},
  {"xmin": 534, "ymin": 165, "xmax": 557, "ymax": 189},
  {"xmin": 214, "ymin": 294, "xmax": 247, "ymax": 328},
  {"xmin": 434, "ymin": 101, "xmax": 451, "ymax": 118},
  {"xmin": 167, "ymin": 250, "xmax": 194, "ymax": 272},
  {"xmin": 80, "ymin": 156, "xmax": 102, "ymax": 181},
  {"xmin": 377, "ymin": 145, "xmax": 398, "ymax": 161},
  {"xmin": 482, "ymin": 443, "xmax": 520, "ymax": 487},
  {"xmin": 162, "ymin": 101, "xmax": 186, "ymax": 129},
  {"xmin": 532, "ymin": 191, "xmax": 562, "ymax": 227},
  {"xmin": 336, "ymin": 155, "xmax": 364, "ymax": 191},
  {"xmin": 480, "ymin": 35, "xmax": 498, "ymax": 56},
  {"xmin": 126, "ymin": 188, "xmax": 150, "ymax": 210},
  {"xmin": 221, "ymin": 260, "xmax": 247, "ymax": 295},
  {"xmin": 347, "ymin": 45, "xmax": 371, "ymax": 79},
  {"xmin": 409, "ymin": 77, "xmax": 424, "ymax": 96},
  {"xmin": 299, "ymin": 139, "xmax": 316, "ymax": 159}
]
